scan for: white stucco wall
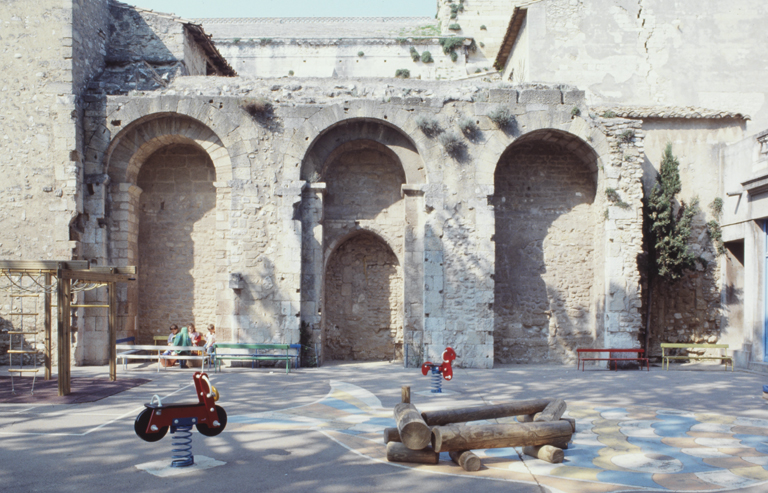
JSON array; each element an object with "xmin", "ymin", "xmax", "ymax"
[{"xmin": 508, "ymin": 0, "xmax": 768, "ymax": 135}]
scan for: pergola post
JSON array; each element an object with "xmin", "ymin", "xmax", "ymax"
[
  {"xmin": 44, "ymin": 272, "xmax": 52, "ymax": 380},
  {"xmin": 108, "ymin": 280, "xmax": 117, "ymax": 382},
  {"xmin": 57, "ymin": 266, "xmax": 71, "ymax": 396}
]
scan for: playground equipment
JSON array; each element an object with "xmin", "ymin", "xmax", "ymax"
[
  {"xmin": 421, "ymin": 347, "xmax": 456, "ymax": 393},
  {"xmin": 134, "ymin": 372, "xmax": 226, "ymax": 467}
]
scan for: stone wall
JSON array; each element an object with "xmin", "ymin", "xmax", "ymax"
[
  {"xmin": 136, "ymin": 144, "xmax": 217, "ymax": 344},
  {"xmin": 324, "ymin": 233, "xmax": 403, "ymax": 360},
  {"xmin": 0, "ymin": 0, "xmax": 80, "ymax": 262},
  {"xmin": 75, "ymin": 78, "xmax": 644, "ymax": 368}
]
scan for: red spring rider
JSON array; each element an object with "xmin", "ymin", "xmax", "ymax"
[
  {"xmin": 134, "ymin": 371, "xmax": 227, "ymax": 467},
  {"xmin": 421, "ymin": 347, "xmax": 456, "ymax": 393}
]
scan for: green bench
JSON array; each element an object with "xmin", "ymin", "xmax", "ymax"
[
  {"xmin": 660, "ymin": 343, "xmax": 732, "ymax": 371},
  {"xmin": 212, "ymin": 343, "xmax": 300, "ymax": 373}
]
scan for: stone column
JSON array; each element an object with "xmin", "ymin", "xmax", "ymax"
[
  {"xmin": 402, "ymin": 184, "xmax": 425, "ymax": 367},
  {"xmin": 301, "ymin": 182, "xmax": 326, "ymax": 362}
]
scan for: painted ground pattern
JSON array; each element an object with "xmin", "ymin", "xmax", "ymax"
[{"xmin": 229, "ymin": 381, "xmax": 768, "ymax": 492}]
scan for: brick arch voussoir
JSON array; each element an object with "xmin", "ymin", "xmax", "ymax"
[
  {"xmin": 297, "ymin": 107, "xmax": 426, "ymax": 185},
  {"xmin": 323, "ymin": 227, "xmax": 403, "ymax": 273},
  {"xmin": 480, "ymin": 116, "xmax": 608, "ymax": 185},
  {"xmin": 101, "ymin": 106, "xmax": 236, "ymax": 185}
]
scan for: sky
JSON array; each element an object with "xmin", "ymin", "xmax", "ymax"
[{"xmin": 125, "ymin": 0, "xmax": 437, "ymax": 19}]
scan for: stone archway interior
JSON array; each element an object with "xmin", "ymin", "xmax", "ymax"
[
  {"xmin": 324, "ymin": 233, "xmax": 403, "ymax": 361},
  {"xmin": 493, "ymin": 138, "xmax": 598, "ymax": 364},
  {"xmin": 136, "ymin": 143, "xmax": 217, "ymax": 339}
]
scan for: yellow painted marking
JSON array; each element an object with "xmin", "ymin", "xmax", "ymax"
[
  {"xmin": 730, "ymin": 466, "xmax": 768, "ymax": 481},
  {"xmin": 695, "ymin": 414, "xmax": 736, "ymax": 425}
]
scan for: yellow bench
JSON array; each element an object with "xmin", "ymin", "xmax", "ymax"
[{"xmin": 660, "ymin": 343, "xmax": 732, "ymax": 371}]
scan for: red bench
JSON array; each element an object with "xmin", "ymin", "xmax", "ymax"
[{"xmin": 577, "ymin": 348, "xmax": 649, "ymax": 371}]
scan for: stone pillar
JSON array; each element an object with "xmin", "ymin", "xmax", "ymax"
[
  {"xmin": 275, "ymin": 180, "xmax": 304, "ymax": 345},
  {"xmin": 403, "ymin": 184, "xmax": 425, "ymax": 367},
  {"xmin": 301, "ymin": 182, "xmax": 326, "ymax": 361},
  {"xmin": 422, "ymin": 184, "xmax": 446, "ymax": 368},
  {"xmin": 214, "ymin": 181, "xmax": 233, "ymax": 342},
  {"xmin": 109, "ymin": 183, "xmax": 141, "ymax": 341}
]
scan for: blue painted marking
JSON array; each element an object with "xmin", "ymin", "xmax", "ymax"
[
  {"xmin": 482, "ymin": 447, "xmax": 519, "ymax": 458},
  {"xmin": 321, "ymin": 397, "xmax": 365, "ymax": 414},
  {"xmin": 651, "ymin": 414, "xmax": 700, "ymax": 438},
  {"xmin": 366, "ymin": 417, "xmax": 396, "ymax": 427},
  {"xmin": 733, "ymin": 434, "xmax": 768, "ymax": 455}
]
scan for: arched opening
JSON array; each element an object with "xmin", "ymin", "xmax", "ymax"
[
  {"xmin": 324, "ymin": 232, "xmax": 403, "ymax": 360},
  {"xmin": 300, "ymin": 117, "xmax": 425, "ymax": 365},
  {"xmin": 101, "ymin": 114, "xmax": 230, "ymax": 344},
  {"xmin": 136, "ymin": 143, "xmax": 217, "ymax": 337},
  {"xmin": 493, "ymin": 130, "xmax": 599, "ymax": 364}
]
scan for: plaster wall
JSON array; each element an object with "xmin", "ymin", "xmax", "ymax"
[
  {"xmin": 215, "ymin": 40, "xmax": 469, "ymax": 80},
  {"xmin": 721, "ymin": 130, "xmax": 768, "ymax": 370},
  {"xmin": 516, "ymin": 0, "xmax": 768, "ymax": 134}
]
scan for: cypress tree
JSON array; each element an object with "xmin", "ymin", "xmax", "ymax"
[{"xmin": 643, "ymin": 143, "xmax": 699, "ymax": 351}]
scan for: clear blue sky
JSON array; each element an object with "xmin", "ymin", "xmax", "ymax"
[{"xmin": 125, "ymin": 0, "xmax": 437, "ymax": 18}]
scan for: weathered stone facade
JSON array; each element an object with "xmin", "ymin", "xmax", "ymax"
[{"xmin": 2, "ymin": 0, "xmax": 765, "ymax": 370}]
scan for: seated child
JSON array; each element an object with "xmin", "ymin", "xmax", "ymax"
[
  {"xmin": 204, "ymin": 324, "xmax": 216, "ymax": 355},
  {"xmin": 188, "ymin": 323, "xmax": 202, "ymax": 346}
]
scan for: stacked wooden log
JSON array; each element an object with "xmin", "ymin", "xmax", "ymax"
[{"xmin": 385, "ymin": 386, "xmax": 573, "ymax": 471}]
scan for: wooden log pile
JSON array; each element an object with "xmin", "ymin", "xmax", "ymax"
[{"xmin": 386, "ymin": 386, "xmax": 573, "ymax": 471}]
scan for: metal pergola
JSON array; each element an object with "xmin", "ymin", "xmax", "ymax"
[{"xmin": 0, "ymin": 260, "xmax": 136, "ymax": 396}]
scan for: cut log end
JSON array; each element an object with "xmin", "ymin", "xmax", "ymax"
[
  {"xmin": 383, "ymin": 427, "xmax": 401, "ymax": 444},
  {"xmin": 449, "ymin": 450, "xmax": 481, "ymax": 471},
  {"xmin": 523, "ymin": 444, "xmax": 564, "ymax": 463},
  {"xmin": 386, "ymin": 442, "xmax": 439, "ymax": 464},
  {"xmin": 394, "ymin": 402, "xmax": 431, "ymax": 450}
]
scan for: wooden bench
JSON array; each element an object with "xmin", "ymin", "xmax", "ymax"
[
  {"xmin": 212, "ymin": 343, "xmax": 301, "ymax": 374},
  {"xmin": 660, "ymin": 343, "xmax": 732, "ymax": 371},
  {"xmin": 576, "ymin": 348, "xmax": 649, "ymax": 371},
  {"xmin": 153, "ymin": 335, "xmax": 170, "ymax": 345},
  {"xmin": 116, "ymin": 344, "xmax": 209, "ymax": 371}
]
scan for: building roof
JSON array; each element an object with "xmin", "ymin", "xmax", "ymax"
[
  {"xmin": 494, "ymin": 7, "xmax": 526, "ymax": 70},
  {"xmin": 113, "ymin": 1, "xmax": 236, "ymax": 76},
  {"xmin": 593, "ymin": 106, "xmax": 750, "ymax": 120},
  {"xmin": 193, "ymin": 17, "xmax": 438, "ymax": 39}
]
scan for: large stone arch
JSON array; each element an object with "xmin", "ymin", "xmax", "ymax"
[
  {"xmin": 492, "ymin": 128, "xmax": 603, "ymax": 364},
  {"xmin": 101, "ymin": 113, "xmax": 235, "ymax": 344},
  {"xmin": 475, "ymin": 115, "xmax": 610, "ymax": 187},
  {"xmin": 301, "ymin": 117, "xmax": 426, "ymax": 185},
  {"xmin": 299, "ymin": 115, "xmax": 426, "ymax": 364},
  {"xmin": 104, "ymin": 113, "xmax": 233, "ymax": 185}
]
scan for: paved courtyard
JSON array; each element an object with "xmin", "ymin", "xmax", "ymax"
[{"xmin": 1, "ymin": 361, "xmax": 767, "ymax": 492}]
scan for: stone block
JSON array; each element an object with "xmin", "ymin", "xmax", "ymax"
[
  {"xmin": 562, "ymin": 89, "xmax": 585, "ymax": 105},
  {"xmin": 489, "ymin": 88, "xmax": 517, "ymax": 104},
  {"xmin": 518, "ymin": 89, "xmax": 562, "ymax": 105}
]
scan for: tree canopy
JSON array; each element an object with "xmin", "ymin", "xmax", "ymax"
[{"xmin": 646, "ymin": 143, "xmax": 699, "ymax": 281}]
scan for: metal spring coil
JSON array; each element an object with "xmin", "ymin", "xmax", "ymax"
[
  {"xmin": 171, "ymin": 425, "xmax": 194, "ymax": 467},
  {"xmin": 430, "ymin": 367, "xmax": 442, "ymax": 393}
]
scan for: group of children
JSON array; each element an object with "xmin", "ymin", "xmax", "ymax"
[{"xmin": 162, "ymin": 323, "xmax": 216, "ymax": 368}]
